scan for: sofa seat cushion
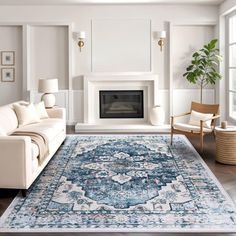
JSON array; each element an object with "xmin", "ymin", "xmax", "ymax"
[
  {"xmin": 31, "ymin": 142, "xmax": 39, "ymax": 160},
  {"xmin": 15, "ymin": 118, "xmax": 65, "ymax": 143},
  {"xmin": 174, "ymin": 123, "xmax": 212, "ymax": 133},
  {"xmin": 31, "ymin": 143, "xmax": 39, "ymax": 173}
]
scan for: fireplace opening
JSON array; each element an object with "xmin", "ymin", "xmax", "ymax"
[{"xmin": 99, "ymin": 90, "xmax": 144, "ymax": 119}]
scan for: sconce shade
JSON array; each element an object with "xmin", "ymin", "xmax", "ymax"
[
  {"xmin": 77, "ymin": 31, "xmax": 86, "ymax": 39},
  {"xmin": 38, "ymin": 78, "xmax": 58, "ymax": 93},
  {"xmin": 157, "ymin": 31, "xmax": 166, "ymax": 39}
]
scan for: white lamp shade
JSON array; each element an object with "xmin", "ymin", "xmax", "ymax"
[
  {"xmin": 157, "ymin": 31, "xmax": 166, "ymax": 39},
  {"xmin": 38, "ymin": 78, "xmax": 59, "ymax": 93},
  {"xmin": 77, "ymin": 31, "xmax": 86, "ymax": 39}
]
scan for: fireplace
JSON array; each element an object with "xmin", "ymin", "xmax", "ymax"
[
  {"xmin": 79, "ymin": 74, "xmax": 157, "ymax": 126},
  {"xmin": 99, "ymin": 90, "xmax": 144, "ymax": 119}
]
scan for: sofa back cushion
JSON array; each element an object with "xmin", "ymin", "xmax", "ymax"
[{"xmin": 0, "ymin": 105, "xmax": 18, "ymax": 135}]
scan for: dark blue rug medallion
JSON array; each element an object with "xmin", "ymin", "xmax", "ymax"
[{"xmin": 1, "ymin": 135, "xmax": 236, "ymax": 232}]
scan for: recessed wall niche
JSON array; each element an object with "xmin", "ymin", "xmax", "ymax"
[
  {"xmin": 0, "ymin": 25, "xmax": 22, "ymax": 106},
  {"xmin": 172, "ymin": 25, "xmax": 215, "ymax": 89},
  {"xmin": 29, "ymin": 25, "xmax": 69, "ymax": 90},
  {"xmin": 91, "ymin": 19, "xmax": 151, "ymax": 73}
]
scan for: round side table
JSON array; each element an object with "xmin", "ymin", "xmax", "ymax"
[{"xmin": 215, "ymin": 126, "xmax": 236, "ymax": 165}]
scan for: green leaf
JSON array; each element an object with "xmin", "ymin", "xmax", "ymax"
[
  {"xmin": 186, "ymin": 65, "xmax": 194, "ymax": 71},
  {"xmin": 208, "ymin": 39, "xmax": 218, "ymax": 50},
  {"xmin": 193, "ymin": 52, "xmax": 199, "ymax": 57}
]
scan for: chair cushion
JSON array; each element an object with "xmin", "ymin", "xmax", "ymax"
[
  {"xmin": 15, "ymin": 118, "xmax": 65, "ymax": 142},
  {"xmin": 189, "ymin": 110, "xmax": 213, "ymax": 128},
  {"xmin": 174, "ymin": 123, "xmax": 212, "ymax": 133}
]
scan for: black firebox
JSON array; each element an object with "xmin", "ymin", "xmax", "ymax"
[{"xmin": 99, "ymin": 90, "xmax": 144, "ymax": 119}]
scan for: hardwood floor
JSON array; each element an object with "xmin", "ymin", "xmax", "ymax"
[{"xmin": 1, "ymin": 126, "xmax": 236, "ymax": 236}]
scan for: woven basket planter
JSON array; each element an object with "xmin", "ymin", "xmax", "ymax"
[{"xmin": 216, "ymin": 130, "xmax": 236, "ymax": 165}]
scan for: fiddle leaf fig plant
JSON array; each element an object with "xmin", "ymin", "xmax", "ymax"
[{"xmin": 183, "ymin": 39, "xmax": 222, "ymax": 103}]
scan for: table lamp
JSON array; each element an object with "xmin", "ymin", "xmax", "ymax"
[{"xmin": 38, "ymin": 78, "xmax": 58, "ymax": 108}]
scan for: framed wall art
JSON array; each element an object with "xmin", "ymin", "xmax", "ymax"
[
  {"xmin": 1, "ymin": 68, "xmax": 15, "ymax": 82},
  {"xmin": 1, "ymin": 51, "xmax": 15, "ymax": 66}
]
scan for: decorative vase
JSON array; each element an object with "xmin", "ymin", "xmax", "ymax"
[{"xmin": 150, "ymin": 105, "xmax": 165, "ymax": 126}]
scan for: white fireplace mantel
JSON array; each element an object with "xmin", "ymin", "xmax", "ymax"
[{"xmin": 83, "ymin": 74, "xmax": 159, "ymax": 125}]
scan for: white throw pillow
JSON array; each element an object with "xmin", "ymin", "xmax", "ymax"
[
  {"xmin": 0, "ymin": 127, "xmax": 6, "ymax": 136},
  {"xmin": 189, "ymin": 110, "xmax": 213, "ymax": 128},
  {"xmin": 18, "ymin": 101, "xmax": 29, "ymax": 106},
  {"xmin": 34, "ymin": 101, "xmax": 49, "ymax": 119},
  {"xmin": 13, "ymin": 103, "xmax": 40, "ymax": 127}
]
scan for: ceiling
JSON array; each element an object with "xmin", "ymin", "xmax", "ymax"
[{"xmin": 0, "ymin": 0, "xmax": 225, "ymax": 5}]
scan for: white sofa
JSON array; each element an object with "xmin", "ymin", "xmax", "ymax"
[{"xmin": 0, "ymin": 101, "xmax": 66, "ymax": 190}]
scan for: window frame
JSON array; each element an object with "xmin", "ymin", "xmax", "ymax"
[{"xmin": 226, "ymin": 10, "xmax": 236, "ymax": 125}]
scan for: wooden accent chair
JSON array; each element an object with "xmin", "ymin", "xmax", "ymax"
[{"xmin": 171, "ymin": 102, "xmax": 220, "ymax": 152}]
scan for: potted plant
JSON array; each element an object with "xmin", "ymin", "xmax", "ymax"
[{"xmin": 183, "ymin": 39, "xmax": 222, "ymax": 103}]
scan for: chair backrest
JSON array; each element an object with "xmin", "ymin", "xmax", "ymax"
[{"xmin": 191, "ymin": 101, "xmax": 219, "ymax": 115}]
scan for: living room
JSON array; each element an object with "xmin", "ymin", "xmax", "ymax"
[{"xmin": 0, "ymin": 0, "xmax": 236, "ymax": 234}]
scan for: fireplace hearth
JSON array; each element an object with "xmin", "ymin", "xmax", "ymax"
[{"xmin": 99, "ymin": 90, "xmax": 144, "ymax": 119}]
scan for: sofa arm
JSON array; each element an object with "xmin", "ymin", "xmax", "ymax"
[
  {"xmin": 0, "ymin": 136, "xmax": 32, "ymax": 189},
  {"xmin": 46, "ymin": 107, "xmax": 66, "ymax": 120}
]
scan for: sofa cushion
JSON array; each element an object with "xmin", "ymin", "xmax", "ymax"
[
  {"xmin": 0, "ymin": 127, "xmax": 6, "ymax": 136},
  {"xmin": 31, "ymin": 142, "xmax": 39, "ymax": 160},
  {"xmin": 0, "ymin": 106, "xmax": 18, "ymax": 135},
  {"xmin": 13, "ymin": 103, "xmax": 40, "ymax": 127},
  {"xmin": 31, "ymin": 143, "xmax": 39, "ymax": 173},
  {"xmin": 15, "ymin": 118, "xmax": 65, "ymax": 142},
  {"xmin": 34, "ymin": 101, "xmax": 49, "ymax": 119}
]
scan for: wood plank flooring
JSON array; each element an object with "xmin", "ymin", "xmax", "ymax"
[{"xmin": 0, "ymin": 126, "xmax": 236, "ymax": 236}]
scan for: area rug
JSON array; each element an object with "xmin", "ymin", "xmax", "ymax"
[{"xmin": 1, "ymin": 135, "xmax": 236, "ymax": 233}]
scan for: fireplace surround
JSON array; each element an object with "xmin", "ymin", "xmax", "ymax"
[{"xmin": 81, "ymin": 74, "xmax": 158, "ymax": 126}]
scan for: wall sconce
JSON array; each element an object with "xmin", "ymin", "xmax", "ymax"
[
  {"xmin": 76, "ymin": 31, "xmax": 86, "ymax": 52},
  {"xmin": 157, "ymin": 31, "xmax": 166, "ymax": 52}
]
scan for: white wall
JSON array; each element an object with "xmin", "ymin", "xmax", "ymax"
[
  {"xmin": 0, "ymin": 4, "xmax": 219, "ymax": 123},
  {"xmin": 0, "ymin": 26, "xmax": 22, "ymax": 105}
]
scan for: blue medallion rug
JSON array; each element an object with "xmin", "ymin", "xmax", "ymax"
[{"xmin": 1, "ymin": 134, "xmax": 236, "ymax": 233}]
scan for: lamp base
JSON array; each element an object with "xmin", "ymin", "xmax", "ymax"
[{"xmin": 41, "ymin": 93, "xmax": 56, "ymax": 108}]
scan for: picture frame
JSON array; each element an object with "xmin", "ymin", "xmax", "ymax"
[
  {"xmin": 1, "ymin": 68, "xmax": 15, "ymax": 82},
  {"xmin": 1, "ymin": 51, "xmax": 15, "ymax": 66}
]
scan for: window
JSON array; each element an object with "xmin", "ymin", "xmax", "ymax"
[{"xmin": 227, "ymin": 12, "xmax": 236, "ymax": 123}]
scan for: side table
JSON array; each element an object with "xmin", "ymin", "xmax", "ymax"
[{"xmin": 215, "ymin": 126, "xmax": 236, "ymax": 165}]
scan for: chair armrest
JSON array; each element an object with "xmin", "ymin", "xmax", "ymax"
[
  {"xmin": 201, "ymin": 114, "xmax": 220, "ymax": 122},
  {"xmin": 46, "ymin": 107, "xmax": 66, "ymax": 120},
  {"xmin": 171, "ymin": 112, "xmax": 191, "ymax": 119},
  {"xmin": 0, "ymin": 136, "xmax": 32, "ymax": 189},
  {"xmin": 200, "ymin": 115, "xmax": 220, "ymax": 132},
  {"xmin": 171, "ymin": 112, "xmax": 191, "ymax": 127}
]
